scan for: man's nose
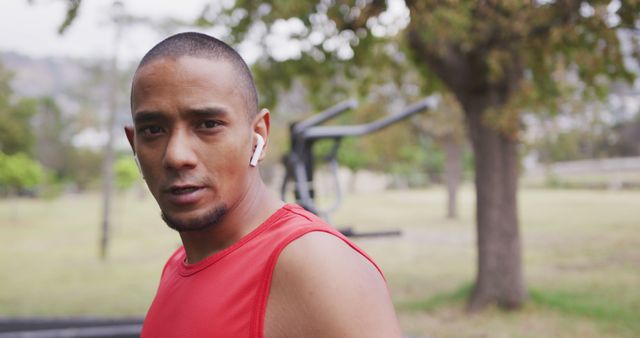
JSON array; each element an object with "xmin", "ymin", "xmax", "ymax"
[{"xmin": 163, "ymin": 129, "xmax": 198, "ymax": 171}]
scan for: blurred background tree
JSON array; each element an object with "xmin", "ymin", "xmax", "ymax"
[
  {"xmin": 0, "ymin": 61, "xmax": 47, "ymax": 196},
  {"xmin": 0, "ymin": 63, "xmax": 38, "ymax": 156},
  {"xmin": 32, "ymin": 97, "xmax": 71, "ymax": 180}
]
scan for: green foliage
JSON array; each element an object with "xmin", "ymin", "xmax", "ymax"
[
  {"xmin": 0, "ymin": 152, "xmax": 46, "ymax": 195},
  {"xmin": 411, "ymin": 1, "xmax": 637, "ymax": 89},
  {"xmin": 312, "ymin": 138, "xmax": 375, "ymax": 172},
  {"xmin": 336, "ymin": 138, "xmax": 372, "ymax": 172},
  {"xmin": 387, "ymin": 137, "xmax": 439, "ymax": 188},
  {"xmin": 57, "ymin": 0, "xmax": 82, "ymax": 34},
  {"xmin": 0, "ymin": 64, "xmax": 38, "ymax": 155},
  {"xmin": 114, "ymin": 156, "xmax": 140, "ymax": 191},
  {"xmin": 0, "ymin": 98, "xmax": 38, "ymax": 155}
]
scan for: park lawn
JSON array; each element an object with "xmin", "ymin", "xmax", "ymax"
[
  {"xmin": 521, "ymin": 171, "xmax": 640, "ymax": 189},
  {"xmin": 333, "ymin": 188, "xmax": 640, "ymax": 338},
  {"xmin": 0, "ymin": 186, "xmax": 639, "ymax": 338}
]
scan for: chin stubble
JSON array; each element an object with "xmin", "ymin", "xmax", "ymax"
[{"xmin": 161, "ymin": 205, "xmax": 228, "ymax": 232}]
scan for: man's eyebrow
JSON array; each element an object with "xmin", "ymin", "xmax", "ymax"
[
  {"xmin": 133, "ymin": 107, "xmax": 231, "ymax": 124},
  {"xmin": 134, "ymin": 111, "xmax": 166, "ymax": 124},
  {"xmin": 186, "ymin": 107, "xmax": 230, "ymax": 118}
]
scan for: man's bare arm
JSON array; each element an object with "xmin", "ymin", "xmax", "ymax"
[{"xmin": 265, "ymin": 231, "xmax": 403, "ymax": 338}]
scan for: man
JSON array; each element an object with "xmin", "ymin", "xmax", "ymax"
[{"xmin": 125, "ymin": 32, "xmax": 402, "ymax": 337}]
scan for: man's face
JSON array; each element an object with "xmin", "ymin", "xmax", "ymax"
[{"xmin": 127, "ymin": 56, "xmax": 258, "ymax": 231}]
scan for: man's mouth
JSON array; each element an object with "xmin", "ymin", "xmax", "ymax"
[
  {"xmin": 170, "ymin": 186, "xmax": 202, "ymax": 194},
  {"xmin": 163, "ymin": 184, "xmax": 206, "ymax": 205}
]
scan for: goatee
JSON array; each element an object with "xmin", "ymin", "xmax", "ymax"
[{"xmin": 161, "ymin": 205, "xmax": 228, "ymax": 232}]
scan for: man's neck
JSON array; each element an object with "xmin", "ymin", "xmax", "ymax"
[{"xmin": 179, "ymin": 181, "xmax": 284, "ymax": 264}]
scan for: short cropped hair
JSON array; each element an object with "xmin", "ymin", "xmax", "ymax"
[{"xmin": 135, "ymin": 32, "xmax": 258, "ymax": 117}]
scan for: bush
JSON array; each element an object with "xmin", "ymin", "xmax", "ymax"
[
  {"xmin": 114, "ymin": 156, "xmax": 141, "ymax": 191},
  {"xmin": 0, "ymin": 152, "xmax": 46, "ymax": 196}
]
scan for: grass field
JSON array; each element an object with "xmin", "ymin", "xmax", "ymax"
[{"xmin": 0, "ymin": 186, "xmax": 638, "ymax": 337}]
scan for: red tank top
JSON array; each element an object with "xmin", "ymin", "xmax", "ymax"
[{"xmin": 140, "ymin": 204, "xmax": 382, "ymax": 338}]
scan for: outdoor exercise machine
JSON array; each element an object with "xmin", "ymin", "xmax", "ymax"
[{"xmin": 281, "ymin": 97, "xmax": 437, "ymax": 237}]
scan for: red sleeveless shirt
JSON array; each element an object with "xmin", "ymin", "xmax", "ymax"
[{"xmin": 140, "ymin": 204, "xmax": 382, "ymax": 338}]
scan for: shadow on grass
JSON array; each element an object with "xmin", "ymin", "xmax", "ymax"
[
  {"xmin": 397, "ymin": 282, "xmax": 473, "ymax": 312},
  {"xmin": 529, "ymin": 288, "xmax": 640, "ymax": 335},
  {"xmin": 398, "ymin": 283, "xmax": 639, "ymax": 336}
]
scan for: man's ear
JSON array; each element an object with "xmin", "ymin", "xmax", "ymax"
[
  {"xmin": 252, "ymin": 109, "xmax": 271, "ymax": 162},
  {"xmin": 124, "ymin": 126, "xmax": 135, "ymax": 153}
]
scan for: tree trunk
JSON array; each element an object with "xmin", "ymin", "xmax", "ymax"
[
  {"xmin": 100, "ymin": 11, "xmax": 122, "ymax": 260},
  {"xmin": 443, "ymin": 134, "xmax": 462, "ymax": 219},
  {"xmin": 462, "ymin": 95, "xmax": 525, "ymax": 311},
  {"xmin": 405, "ymin": 20, "xmax": 525, "ymax": 312}
]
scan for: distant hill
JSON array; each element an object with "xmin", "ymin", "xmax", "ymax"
[
  {"xmin": 0, "ymin": 51, "xmax": 133, "ymax": 150},
  {"xmin": 0, "ymin": 51, "xmax": 90, "ymax": 99}
]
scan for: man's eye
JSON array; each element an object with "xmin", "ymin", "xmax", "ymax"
[
  {"xmin": 139, "ymin": 126, "xmax": 164, "ymax": 135},
  {"xmin": 198, "ymin": 120, "xmax": 221, "ymax": 129}
]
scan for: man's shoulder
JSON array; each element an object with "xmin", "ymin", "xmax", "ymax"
[
  {"xmin": 274, "ymin": 231, "xmax": 384, "ymax": 293},
  {"xmin": 277, "ymin": 203, "xmax": 324, "ymax": 226},
  {"xmin": 265, "ymin": 229, "xmax": 402, "ymax": 337},
  {"xmin": 267, "ymin": 203, "xmax": 338, "ymax": 239},
  {"xmin": 274, "ymin": 204, "xmax": 381, "ymax": 280},
  {"xmin": 272, "ymin": 205, "xmax": 379, "ymax": 274},
  {"xmin": 278, "ymin": 231, "xmax": 377, "ymax": 272}
]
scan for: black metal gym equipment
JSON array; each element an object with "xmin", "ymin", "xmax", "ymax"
[{"xmin": 281, "ymin": 97, "xmax": 437, "ymax": 237}]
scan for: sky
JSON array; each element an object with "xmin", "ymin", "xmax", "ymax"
[
  {"xmin": 0, "ymin": 0, "xmax": 410, "ymax": 65},
  {"xmin": 0, "ymin": 0, "xmax": 218, "ymax": 64}
]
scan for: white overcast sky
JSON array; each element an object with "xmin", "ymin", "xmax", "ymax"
[
  {"xmin": 0, "ymin": 0, "xmax": 221, "ymax": 64},
  {"xmin": 0, "ymin": 0, "xmax": 411, "ymax": 65}
]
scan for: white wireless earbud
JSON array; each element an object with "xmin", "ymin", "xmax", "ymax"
[{"xmin": 250, "ymin": 134, "xmax": 265, "ymax": 167}]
